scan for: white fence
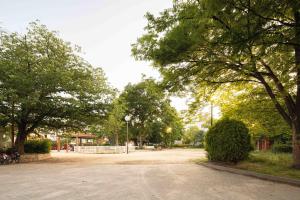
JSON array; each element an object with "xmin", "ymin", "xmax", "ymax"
[{"xmin": 74, "ymin": 146, "xmax": 136, "ymax": 154}]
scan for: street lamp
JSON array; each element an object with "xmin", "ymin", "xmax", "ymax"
[
  {"xmin": 166, "ymin": 127, "xmax": 172, "ymax": 133},
  {"xmin": 166, "ymin": 127, "xmax": 172, "ymax": 147},
  {"xmin": 125, "ymin": 115, "xmax": 131, "ymax": 154}
]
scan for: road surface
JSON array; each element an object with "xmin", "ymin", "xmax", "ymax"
[{"xmin": 0, "ymin": 149, "xmax": 299, "ymax": 200}]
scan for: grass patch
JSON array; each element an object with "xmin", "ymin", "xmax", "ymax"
[
  {"xmin": 193, "ymin": 157, "xmax": 208, "ymax": 164},
  {"xmin": 236, "ymin": 151, "xmax": 300, "ymax": 180}
]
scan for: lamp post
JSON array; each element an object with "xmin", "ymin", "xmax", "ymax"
[
  {"xmin": 166, "ymin": 127, "xmax": 172, "ymax": 147},
  {"xmin": 125, "ymin": 115, "xmax": 131, "ymax": 154}
]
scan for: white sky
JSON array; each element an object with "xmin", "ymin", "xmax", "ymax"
[{"xmin": 0, "ymin": 0, "xmax": 188, "ymax": 111}]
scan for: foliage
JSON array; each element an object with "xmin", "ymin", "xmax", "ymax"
[
  {"xmin": 120, "ymin": 78, "xmax": 183, "ymax": 147},
  {"xmin": 102, "ymin": 98, "xmax": 126, "ymax": 145},
  {"xmin": 24, "ymin": 139, "xmax": 51, "ymax": 153},
  {"xmin": 215, "ymin": 84, "xmax": 291, "ymax": 137},
  {"xmin": 272, "ymin": 143, "xmax": 293, "ymax": 153},
  {"xmin": 158, "ymin": 104, "xmax": 184, "ymax": 147},
  {"xmin": 205, "ymin": 118, "xmax": 251, "ymax": 162},
  {"xmin": 0, "ymin": 22, "xmax": 114, "ymax": 153},
  {"xmin": 183, "ymin": 126, "xmax": 204, "ymax": 146},
  {"xmin": 132, "ymin": 0, "xmax": 300, "ymax": 167}
]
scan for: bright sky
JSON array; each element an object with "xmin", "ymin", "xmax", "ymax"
[{"xmin": 0, "ymin": 0, "xmax": 188, "ymax": 111}]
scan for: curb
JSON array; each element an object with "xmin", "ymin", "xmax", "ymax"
[
  {"xmin": 20, "ymin": 153, "xmax": 51, "ymax": 163},
  {"xmin": 198, "ymin": 162, "xmax": 300, "ymax": 187}
]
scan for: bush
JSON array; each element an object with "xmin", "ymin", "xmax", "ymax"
[
  {"xmin": 205, "ymin": 118, "xmax": 251, "ymax": 163},
  {"xmin": 272, "ymin": 143, "xmax": 293, "ymax": 153},
  {"xmin": 172, "ymin": 144, "xmax": 190, "ymax": 148},
  {"xmin": 24, "ymin": 139, "xmax": 52, "ymax": 153}
]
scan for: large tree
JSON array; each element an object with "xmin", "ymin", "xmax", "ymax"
[
  {"xmin": 147, "ymin": 102, "xmax": 183, "ymax": 147},
  {"xmin": 0, "ymin": 22, "xmax": 113, "ymax": 153},
  {"xmin": 103, "ymin": 98, "xmax": 126, "ymax": 146},
  {"xmin": 120, "ymin": 79, "xmax": 165, "ymax": 147},
  {"xmin": 120, "ymin": 78, "xmax": 183, "ymax": 147},
  {"xmin": 132, "ymin": 0, "xmax": 300, "ymax": 167}
]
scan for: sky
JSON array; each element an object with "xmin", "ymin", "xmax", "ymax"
[{"xmin": 0, "ymin": 0, "xmax": 189, "ymax": 111}]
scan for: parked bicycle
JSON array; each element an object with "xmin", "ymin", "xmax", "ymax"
[
  {"xmin": 0, "ymin": 149, "xmax": 10, "ymax": 165},
  {"xmin": 6, "ymin": 148, "xmax": 20, "ymax": 163},
  {"xmin": 0, "ymin": 148, "xmax": 20, "ymax": 165}
]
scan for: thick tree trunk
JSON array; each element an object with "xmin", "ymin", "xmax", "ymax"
[
  {"xmin": 294, "ymin": 10, "xmax": 300, "ymax": 169},
  {"xmin": 15, "ymin": 132, "xmax": 26, "ymax": 154},
  {"xmin": 292, "ymin": 123, "xmax": 300, "ymax": 168},
  {"xmin": 15, "ymin": 123, "xmax": 27, "ymax": 154}
]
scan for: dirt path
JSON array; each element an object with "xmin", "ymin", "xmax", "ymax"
[{"xmin": 45, "ymin": 149, "xmax": 206, "ymax": 165}]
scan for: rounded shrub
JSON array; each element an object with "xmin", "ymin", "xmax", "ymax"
[{"xmin": 205, "ymin": 118, "xmax": 251, "ymax": 163}]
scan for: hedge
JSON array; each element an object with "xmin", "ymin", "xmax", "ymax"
[{"xmin": 24, "ymin": 139, "xmax": 52, "ymax": 154}]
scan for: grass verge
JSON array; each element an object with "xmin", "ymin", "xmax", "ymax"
[
  {"xmin": 196, "ymin": 151, "xmax": 300, "ymax": 180},
  {"xmin": 236, "ymin": 151, "xmax": 300, "ymax": 180}
]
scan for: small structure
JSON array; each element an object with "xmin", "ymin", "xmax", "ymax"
[
  {"xmin": 73, "ymin": 133, "xmax": 97, "ymax": 146},
  {"xmin": 256, "ymin": 136, "xmax": 271, "ymax": 151},
  {"xmin": 56, "ymin": 133, "xmax": 99, "ymax": 151}
]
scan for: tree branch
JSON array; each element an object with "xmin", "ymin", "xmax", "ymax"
[
  {"xmin": 254, "ymin": 71, "xmax": 292, "ymax": 127},
  {"xmin": 260, "ymin": 60, "xmax": 296, "ymax": 115}
]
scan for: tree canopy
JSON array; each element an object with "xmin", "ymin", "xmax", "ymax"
[
  {"xmin": 133, "ymin": 0, "xmax": 300, "ymax": 167},
  {"xmin": 120, "ymin": 78, "xmax": 183, "ymax": 147},
  {"xmin": 0, "ymin": 22, "xmax": 114, "ymax": 153}
]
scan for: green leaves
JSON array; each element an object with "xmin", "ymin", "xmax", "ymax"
[
  {"xmin": 120, "ymin": 78, "xmax": 183, "ymax": 146},
  {"xmin": 205, "ymin": 118, "xmax": 251, "ymax": 163},
  {"xmin": 0, "ymin": 22, "xmax": 114, "ymax": 136}
]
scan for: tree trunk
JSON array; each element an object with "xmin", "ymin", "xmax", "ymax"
[
  {"xmin": 11, "ymin": 123, "xmax": 15, "ymax": 148},
  {"xmin": 11, "ymin": 100, "xmax": 15, "ymax": 148},
  {"xmin": 115, "ymin": 132, "xmax": 119, "ymax": 146},
  {"xmin": 139, "ymin": 134, "xmax": 142, "ymax": 148},
  {"xmin": 15, "ymin": 124, "xmax": 27, "ymax": 154},
  {"xmin": 292, "ymin": 123, "xmax": 300, "ymax": 168},
  {"xmin": 15, "ymin": 132, "xmax": 26, "ymax": 154},
  {"xmin": 294, "ymin": 9, "xmax": 300, "ymax": 168}
]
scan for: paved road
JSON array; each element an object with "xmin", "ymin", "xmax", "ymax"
[{"xmin": 0, "ymin": 149, "xmax": 300, "ymax": 200}]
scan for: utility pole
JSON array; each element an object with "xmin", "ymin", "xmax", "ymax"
[
  {"xmin": 11, "ymin": 99, "xmax": 15, "ymax": 148},
  {"xmin": 210, "ymin": 102, "xmax": 213, "ymax": 127},
  {"xmin": 126, "ymin": 121, "xmax": 129, "ymax": 154}
]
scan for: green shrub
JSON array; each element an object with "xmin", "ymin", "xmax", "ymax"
[
  {"xmin": 24, "ymin": 139, "xmax": 52, "ymax": 153},
  {"xmin": 171, "ymin": 144, "xmax": 185, "ymax": 148},
  {"xmin": 205, "ymin": 118, "xmax": 251, "ymax": 163},
  {"xmin": 272, "ymin": 143, "xmax": 293, "ymax": 153}
]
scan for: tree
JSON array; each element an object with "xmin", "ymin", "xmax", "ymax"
[
  {"xmin": 159, "ymin": 103, "xmax": 183, "ymax": 147},
  {"xmin": 183, "ymin": 126, "xmax": 204, "ymax": 146},
  {"xmin": 132, "ymin": 0, "xmax": 300, "ymax": 167},
  {"xmin": 103, "ymin": 98, "xmax": 126, "ymax": 146},
  {"xmin": 120, "ymin": 78, "xmax": 183, "ymax": 147},
  {"xmin": 120, "ymin": 78, "xmax": 166, "ymax": 147},
  {"xmin": 0, "ymin": 22, "xmax": 113, "ymax": 153}
]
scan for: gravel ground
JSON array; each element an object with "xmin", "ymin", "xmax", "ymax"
[{"xmin": 0, "ymin": 149, "xmax": 299, "ymax": 200}]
